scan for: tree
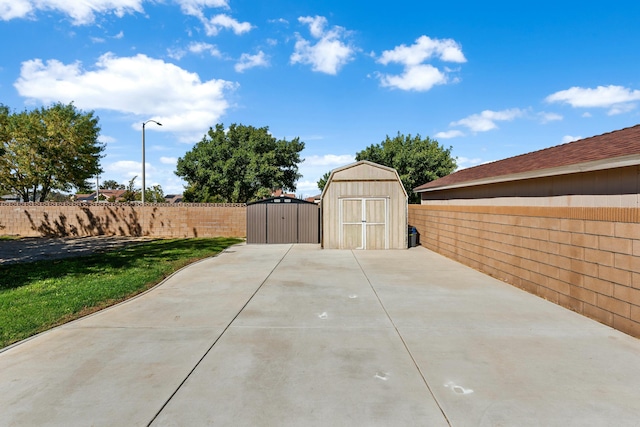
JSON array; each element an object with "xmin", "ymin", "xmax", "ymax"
[
  {"xmin": 355, "ymin": 132, "xmax": 456, "ymax": 203},
  {"xmin": 120, "ymin": 176, "xmax": 139, "ymax": 202},
  {"xmin": 0, "ymin": 103, "xmax": 104, "ymax": 202},
  {"xmin": 100, "ymin": 179, "xmax": 125, "ymax": 190},
  {"xmin": 176, "ymin": 123, "xmax": 305, "ymax": 203},
  {"xmin": 317, "ymin": 171, "xmax": 331, "ymax": 193},
  {"xmin": 144, "ymin": 184, "xmax": 164, "ymax": 203}
]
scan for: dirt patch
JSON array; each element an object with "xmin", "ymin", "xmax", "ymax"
[{"xmin": 0, "ymin": 236, "xmax": 155, "ymax": 265}]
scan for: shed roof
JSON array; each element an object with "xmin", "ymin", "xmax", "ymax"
[
  {"xmin": 414, "ymin": 124, "xmax": 640, "ymax": 193},
  {"xmin": 247, "ymin": 196, "xmax": 316, "ymax": 205},
  {"xmin": 321, "ymin": 160, "xmax": 408, "ymax": 199}
]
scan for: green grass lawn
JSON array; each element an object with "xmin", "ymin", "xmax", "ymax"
[{"xmin": 0, "ymin": 237, "xmax": 242, "ymax": 349}]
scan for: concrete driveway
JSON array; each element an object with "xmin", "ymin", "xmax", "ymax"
[{"xmin": 2, "ymin": 244, "xmax": 640, "ymax": 426}]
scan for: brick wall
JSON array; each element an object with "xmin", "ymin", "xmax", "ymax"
[
  {"xmin": 0, "ymin": 203, "xmax": 246, "ymax": 238},
  {"xmin": 409, "ymin": 205, "xmax": 640, "ymax": 338}
]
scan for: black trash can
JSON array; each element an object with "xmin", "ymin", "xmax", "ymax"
[{"xmin": 408, "ymin": 226, "xmax": 417, "ymax": 248}]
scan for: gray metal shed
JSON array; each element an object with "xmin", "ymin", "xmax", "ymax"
[
  {"xmin": 246, "ymin": 196, "xmax": 320, "ymax": 244},
  {"xmin": 321, "ymin": 160, "xmax": 408, "ymax": 249}
]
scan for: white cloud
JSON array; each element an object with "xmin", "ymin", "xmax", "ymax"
[
  {"xmin": 98, "ymin": 135, "xmax": 117, "ymax": 144},
  {"xmin": 304, "ymin": 154, "xmax": 355, "ymax": 167},
  {"xmin": 268, "ymin": 18, "xmax": 288, "ymax": 25},
  {"xmin": 378, "ymin": 35, "xmax": 466, "ymax": 66},
  {"xmin": 235, "ymin": 51, "xmax": 269, "ymax": 73},
  {"xmin": 188, "ymin": 41, "xmax": 222, "ymax": 56},
  {"xmin": 290, "ymin": 15, "xmax": 355, "ymax": 75},
  {"xmin": 175, "ymin": 0, "xmax": 228, "ymax": 17},
  {"xmin": 103, "ymin": 160, "xmax": 185, "ymax": 192},
  {"xmin": 562, "ymin": 135, "xmax": 582, "ymax": 143},
  {"xmin": 104, "ymin": 160, "xmax": 143, "ymax": 184},
  {"xmin": 378, "ymin": 64, "xmax": 446, "ymax": 91},
  {"xmin": 160, "ymin": 156, "xmax": 178, "ymax": 165},
  {"xmin": 14, "ymin": 53, "xmax": 236, "ymax": 138},
  {"xmin": 456, "ymin": 156, "xmax": 484, "ymax": 169},
  {"xmin": 296, "ymin": 153, "xmax": 355, "ymax": 195},
  {"xmin": 376, "ymin": 35, "xmax": 466, "ymax": 91},
  {"xmin": 295, "ymin": 180, "xmax": 322, "ymax": 196},
  {"xmin": 203, "ymin": 13, "xmax": 252, "ymax": 36},
  {"xmin": 450, "ymin": 108, "xmax": 525, "ymax": 132},
  {"xmin": 299, "ymin": 15, "xmax": 326, "ymax": 38},
  {"xmin": 538, "ymin": 112, "xmax": 563, "ymax": 123},
  {"xmin": 435, "ymin": 130, "xmax": 465, "ymax": 139},
  {"xmin": 0, "ymin": 0, "xmax": 144, "ymax": 25},
  {"xmin": 546, "ymin": 85, "xmax": 640, "ymax": 115}
]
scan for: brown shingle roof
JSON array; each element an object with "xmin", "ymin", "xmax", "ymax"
[{"xmin": 414, "ymin": 124, "xmax": 640, "ymax": 192}]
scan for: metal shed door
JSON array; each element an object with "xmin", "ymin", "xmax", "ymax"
[
  {"xmin": 339, "ymin": 198, "xmax": 388, "ymax": 249},
  {"xmin": 267, "ymin": 204, "xmax": 297, "ymax": 244}
]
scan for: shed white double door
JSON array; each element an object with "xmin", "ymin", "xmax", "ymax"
[{"xmin": 339, "ymin": 197, "xmax": 388, "ymax": 249}]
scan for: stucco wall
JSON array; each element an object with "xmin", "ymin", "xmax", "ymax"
[
  {"xmin": 409, "ymin": 204, "xmax": 640, "ymax": 338},
  {"xmin": 0, "ymin": 203, "xmax": 246, "ymax": 238}
]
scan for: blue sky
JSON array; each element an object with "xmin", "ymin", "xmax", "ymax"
[{"xmin": 1, "ymin": 1, "xmax": 639, "ymax": 197}]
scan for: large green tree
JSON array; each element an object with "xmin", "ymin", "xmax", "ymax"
[
  {"xmin": 0, "ymin": 103, "xmax": 104, "ymax": 202},
  {"xmin": 176, "ymin": 123, "xmax": 305, "ymax": 203},
  {"xmin": 355, "ymin": 132, "xmax": 456, "ymax": 203}
]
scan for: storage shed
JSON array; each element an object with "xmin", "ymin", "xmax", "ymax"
[
  {"xmin": 321, "ymin": 160, "xmax": 408, "ymax": 249},
  {"xmin": 246, "ymin": 196, "xmax": 320, "ymax": 244}
]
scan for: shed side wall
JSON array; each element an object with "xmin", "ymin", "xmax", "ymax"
[{"xmin": 408, "ymin": 204, "xmax": 640, "ymax": 338}]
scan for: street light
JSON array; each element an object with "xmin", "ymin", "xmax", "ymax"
[{"xmin": 141, "ymin": 119, "xmax": 162, "ymax": 204}]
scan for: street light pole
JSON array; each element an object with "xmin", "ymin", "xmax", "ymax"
[{"xmin": 141, "ymin": 120, "xmax": 162, "ymax": 204}]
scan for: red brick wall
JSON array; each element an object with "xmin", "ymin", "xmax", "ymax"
[
  {"xmin": 409, "ymin": 205, "xmax": 640, "ymax": 338},
  {"xmin": 0, "ymin": 203, "xmax": 246, "ymax": 238}
]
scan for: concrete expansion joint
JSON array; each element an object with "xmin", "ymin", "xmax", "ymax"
[
  {"xmin": 146, "ymin": 244, "xmax": 293, "ymax": 426},
  {"xmin": 351, "ymin": 249, "xmax": 453, "ymax": 427}
]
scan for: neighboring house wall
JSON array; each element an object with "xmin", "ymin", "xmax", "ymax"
[
  {"xmin": 0, "ymin": 203, "xmax": 246, "ymax": 238},
  {"xmin": 409, "ymin": 204, "xmax": 640, "ymax": 338},
  {"xmin": 420, "ymin": 165, "xmax": 640, "ymax": 207}
]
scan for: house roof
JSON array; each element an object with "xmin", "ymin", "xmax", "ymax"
[
  {"xmin": 75, "ymin": 189, "xmax": 127, "ymax": 202},
  {"xmin": 271, "ymin": 189, "xmax": 296, "ymax": 198},
  {"xmin": 414, "ymin": 124, "xmax": 640, "ymax": 193}
]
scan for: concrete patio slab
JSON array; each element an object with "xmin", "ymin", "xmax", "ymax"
[{"xmin": 2, "ymin": 243, "xmax": 640, "ymax": 426}]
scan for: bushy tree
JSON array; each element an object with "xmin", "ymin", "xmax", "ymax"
[
  {"xmin": 0, "ymin": 103, "xmax": 104, "ymax": 201},
  {"xmin": 120, "ymin": 176, "xmax": 139, "ymax": 202},
  {"xmin": 317, "ymin": 171, "xmax": 331, "ymax": 193},
  {"xmin": 176, "ymin": 123, "xmax": 305, "ymax": 203},
  {"xmin": 356, "ymin": 132, "xmax": 456, "ymax": 203},
  {"xmin": 100, "ymin": 179, "xmax": 125, "ymax": 190},
  {"xmin": 144, "ymin": 184, "xmax": 164, "ymax": 203}
]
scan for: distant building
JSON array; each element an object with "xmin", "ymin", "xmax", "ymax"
[
  {"xmin": 74, "ymin": 189, "xmax": 127, "ymax": 202},
  {"xmin": 305, "ymin": 194, "xmax": 321, "ymax": 204},
  {"xmin": 271, "ymin": 189, "xmax": 296, "ymax": 198},
  {"xmin": 0, "ymin": 194, "xmax": 21, "ymax": 203},
  {"xmin": 164, "ymin": 194, "xmax": 184, "ymax": 203}
]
